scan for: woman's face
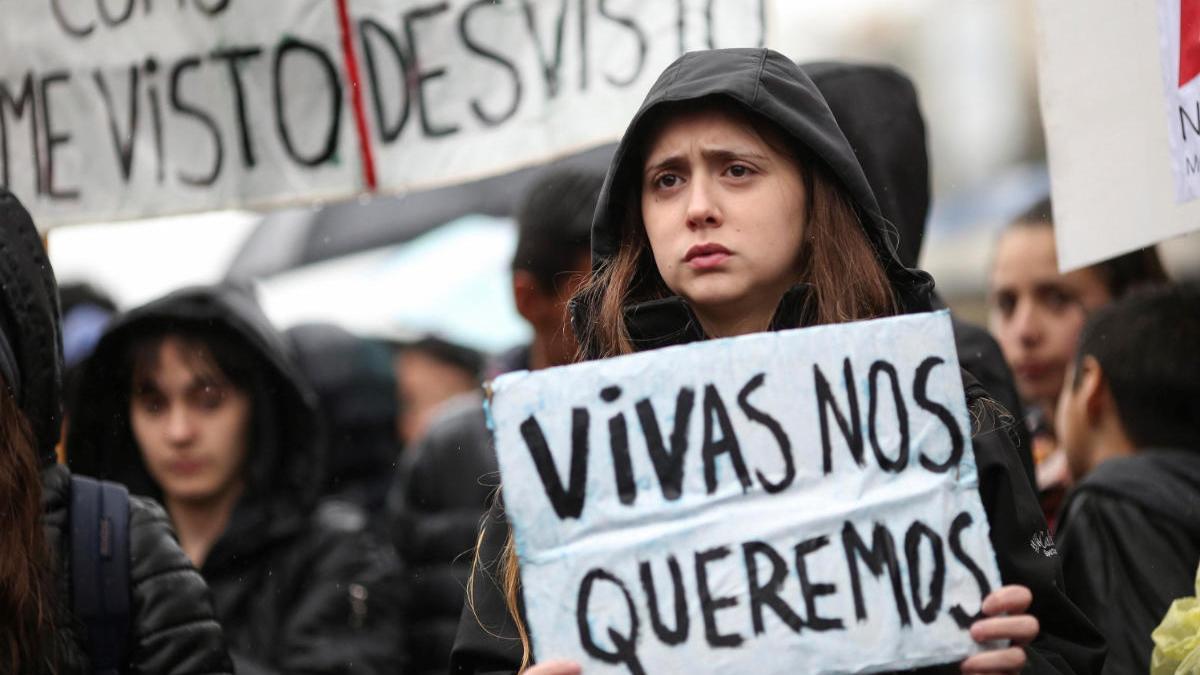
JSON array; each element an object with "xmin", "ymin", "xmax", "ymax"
[
  {"xmin": 130, "ymin": 337, "xmax": 251, "ymax": 506},
  {"xmin": 988, "ymin": 226, "xmax": 1111, "ymax": 413},
  {"xmin": 640, "ymin": 108, "xmax": 807, "ymax": 337}
]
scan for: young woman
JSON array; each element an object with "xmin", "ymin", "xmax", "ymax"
[
  {"xmin": 453, "ymin": 50, "xmax": 1104, "ymax": 674},
  {"xmin": 0, "ymin": 189, "xmax": 232, "ymax": 673},
  {"xmin": 67, "ymin": 284, "xmax": 404, "ymax": 674}
]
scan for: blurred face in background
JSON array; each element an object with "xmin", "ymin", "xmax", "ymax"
[
  {"xmin": 988, "ymin": 225, "xmax": 1111, "ymax": 417},
  {"xmin": 130, "ymin": 337, "xmax": 251, "ymax": 507},
  {"xmin": 393, "ymin": 348, "xmax": 479, "ymax": 445}
]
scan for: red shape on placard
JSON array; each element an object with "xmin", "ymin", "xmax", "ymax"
[{"xmin": 1182, "ymin": 0, "xmax": 1200, "ymax": 86}]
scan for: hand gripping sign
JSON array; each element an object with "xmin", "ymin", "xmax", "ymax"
[{"xmin": 490, "ymin": 310, "xmax": 1002, "ymax": 674}]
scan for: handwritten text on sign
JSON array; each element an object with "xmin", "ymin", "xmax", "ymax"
[
  {"xmin": 0, "ymin": 0, "xmax": 764, "ymax": 228},
  {"xmin": 492, "ymin": 311, "xmax": 1002, "ymax": 674}
]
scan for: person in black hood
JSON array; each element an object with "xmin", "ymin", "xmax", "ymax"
[
  {"xmin": 0, "ymin": 188, "xmax": 232, "ymax": 673},
  {"xmin": 1054, "ymin": 283, "xmax": 1200, "ymax": 674},
  {"xmin": 452, "ymin": 49, "xmax": 1103, "ymax": 675},
  {"xmin": 67, "ymin": 283, "xmax": 404, "ymax": 674}
]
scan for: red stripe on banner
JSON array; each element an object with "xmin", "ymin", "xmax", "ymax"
[
  {"xmin": 1182, "ymin": 0, "xmax": 1200, "ymax": 86},
  {"xmin": 335, "ymin": 0, "xmax": 377, "ymax": 191}
]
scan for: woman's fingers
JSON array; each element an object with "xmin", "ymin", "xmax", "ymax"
[
  {"xmin": 970, "ymin": 614, "xmax": 1040, "ymax": 645},
  {"xmin": 959, "ymin": 646, "xmax": 1027, "ymax": 673},
  {"xmin": 523, "ymin": 660, "xmax": 582, "ymax": 675},
  {"xmin": 981, "ymin": 585, "xmax": 1033, "ymax": 616}
]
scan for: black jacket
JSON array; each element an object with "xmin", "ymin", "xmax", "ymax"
[
  {"xmin": 0, "ymin": 189, "xmax": 233, "ymax": 674},
  {"xmin": 68, "ymin": 285, "xmax": 404, "ymax": 674},
  {"xmin": 453, "ymin": 49, "xmax": 1103, "ymax": 674},
  {"xmin": 1057, "ymin": 449, "xmax": 1200, "ymax": 674}
]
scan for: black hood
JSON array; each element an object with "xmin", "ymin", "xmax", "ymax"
[
  {"xmin": 803, "ymin": 61, "xmax": 930, "ymax": 269},
  {"xmin": 0, "ymin": 189, "xmax": 64, "ymax": 466},
  {"xmin": 576, "ymin": 49, "xmax": 933, "ymax": 350},
  {"xmin": 67, "ymin": 284, "xmax": 323, "ymax": 520},
  {"xmin": 1075, "ymin": 449, "xmax": 1200, "ymax": 537}
]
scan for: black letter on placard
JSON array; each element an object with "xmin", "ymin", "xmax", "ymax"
[
  {"xmin": 194, "ymin": 0, "xmax": 232, "ymax": 15},
  {"xmin": 701, "ymin": 384, "xmax": 752, "ymax": 495},
  {"xmin": 519, "ymin": 409, "xmax": 589, "ymax": 519},
  {"xmin": 170, "ymin": 56, "xmax": 224, "ymax": 187},
  {"xmin": 695, "ymin": 545, "xmax": 743, "ymax": 648},
  {"xmin": 51, "ymin": 0, "xmax": 96, "ymax": 37},
  {"xmin": 738, "ymin": 373, "xmax": 795, "ymax": 493},
  {"xmin": 403, "ymin": 2, "xmax": 460, "ymax": 138},
  {"xmin": 98, "ymin": 0, "xmax": 135, "ymax": 26},
  {"xmin": 210, "ymin": 46, "xmax": 264, "ymax": 168},
  {"xmin": 913, "ymin": 357, "xmax": 965, "ymax": 473},
  {"xmin": 639, "ymin": 557, "xmax": 688, "ymax": 644},
  {"xmin": 608, "ymin": 410, "xmax": 635, "ymax": 505},
  {"xmin": 868, "ymin": 360, "xmax": 909, "ymax": 472},
  {"xmin": 841, "ymin": 521, "xmax": 910, "ymax": 626},
  {"xmin": 742, "ymin": 541, "xmax": 803, "ymax": 635},
  {"xmin": 1183, "ymin": 102, "xmax": 1200, "ymax": 142},
  {"xmin": 947, "ymin": 512, "xmax": 991, "ymax": 629},
  {"xmin": 40, "ymin": 71, "xmax": 78, "ymax": 199},
  {"xmin": 794, "ymin": 535, "xmax": 843, "ymax": 631},
  {"xmin": 359, "ymin": 18, "xmax": 412, "ymax": 143},
  {"xmin": 597, "ymin": 0, "xmax": 647, "ymax": 87},
  {"xmin": 459, "ymin": 0, "xmax": 522, "ymax": 126},
  {"xmin": 93, "ymin": 66, "xmax": 140, "ymax": 182},
  {"xmin": 521, "ymin": 0, "xmax": 569, "ymax": 98},
  {"xmin": 577, "ymin": 569, "xmax": 645, "ymax": 675},
  {"xmin": 144, "ymin": 58, "xmax": 165, "ymax": 184},
  {"xmin": 904, "ymin": 522, "xmax": 945, "ymax": 624},
  {"xmin": 273, "ymin": 38, "xmax": 342, "ymax": 167},
  {"xmin": 0, "ymin": 74, "xmax": 41, "ymax": 192},
  {"xmin": 816, "ymin": 359, "xmax": 864, "ymax": 474},
  {"xmin": 635, "ymin": 388, "xmax": 693, "ymax": 501}
]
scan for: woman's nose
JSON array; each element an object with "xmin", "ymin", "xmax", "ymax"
[
  {"xmin": 685, "ymin": 176, "xmax": 722, "ymax": 229},
  {"xmin": 1013, "ymin": 301, "xmax": 1044, "ymax": 347},
  {"xmin": 165, "ymin": 406, "xmax": 197, "ymax": 444}
]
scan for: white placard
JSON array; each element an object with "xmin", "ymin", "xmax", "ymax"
[
  {"xmin": 0, "ymin": 0, "xmax": 765, "ymax": 229},
  {"xmin": 1036, "ymin": 0, "xmax": 1200, "ymax": 270},
  {"xmin": 491, "ymin": 311, "xmax": 1002, "ymax": 674}
]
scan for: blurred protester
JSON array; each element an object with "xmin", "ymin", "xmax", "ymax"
[
  {"xmin": 0, "ymin": 189, "xmax": 232, "ymax": 673},
  {"xmin": 988, "ymin": 196, "xmax": 1169, "ymax": 518},
  {"xmin": 394, "ymin": 335, "xmax": 484, "ymax": 446},
  {"xmin": 1054, "ymin": 283, "xmax": 1200, "ymax": 674},
  {"xmin": 57, "ymin": 281, "xmax": 118, "ymax": 462},
  {"xmin": 388, "ymin": 167, "xmax": 602, "ymax": 675},
  {"xmin": 805, "ymin": 60, "xmax": 1034, "ymax": 485},
  {"xmin": 287, "ymin": 322, "xmax": 399, "ymax": 523},
  {"xmin": 67, "ymin": 284, "xmax": 404, "ymax": 674},
  {"xmin": 455, "ymin": 50, "xmax": 1103, "ymax": 675}
]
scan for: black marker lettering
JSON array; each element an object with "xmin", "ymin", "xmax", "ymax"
[
  {"xmin": 914, "ymin": 357, "xmax": 965, "ymax": 473},
  {"xmin": 743, "ymin": 540, "xmax": 803, "ymax": 634},
  {"xmin": 904, "ymin": 521, "xmax": 945, "ymax": 625},
  {"xmin": 695, "ymin": 545, "xmax": 743, "ymax": 648},
  {"xmin": 794, "ymin": 534, "xmax": 843, "ymax": 631},
  {"xmin": 521, "ymin": 0, "xmax": 569, "ymax": 98},
  {"xmin": 144, "ymin": 58, "xmax": 165, "ymax": 184},
  {"xmin": 0, "ymin": 74, "xmax": 40, "ymax": 192},
  {"xmin": 868, "ymin": 360, "xmax": 909, "ymax": 472},
  {"xmin": 639, "ymin": 556, "xmax": 688, "ymax": 644},
  {"xmin": 170, "ymin": 56, "xmax": 223, "ymax": 187},
  {"xmin": 577, "ymin": 568, "xmax": 645, "ymax": 675},
  {"xmin": 210, "ymin": 46, "xmax": 263, "ymax": 168},
  {"xmin": 459, "ymin": 0, "xmax": 522, "ymax": 127},
  {"xmin": 359, "ymin": 18, "xmax": 412, "ymax": 143},
  {"xmin": 93, "ymin": 66, "xmax": 139, "ymax": 181},
  {"xmin": 948, "ymin": 512, "xmax": 991, "ymax": 629},
  {"xmin": 701, "ymin": 384, "xmax": 752, "ymax": 494},
  {"xmin": 816, "ymin": 359, "xmax": 864, "ymax": 473},
  {"xmin": 519, "ymin": 409, "xmax": 589, "ymax": 519},
  {"xmin": 598, "ymin": 0, "xmax": 647, "ymax": 86},
  {"xmin": 273, "ymin": 37, "xmax": 342, "ymax": 167},
  {"xmin": 39, "ymin": 71, "xmax": 77, "ymax": 200},
  {"xmin": 403, "ymin": 2, "xmax": 460, "ymax": 138},
  {"xmin": 635, "ymin": 387, "xmax": 693, "ymax": 500},
  {"xmin": 738, "ymin": 372, "xmax": 795, "ymax": 493},
  {"xmin": 51, "ymin": 0, "xmax": 96, "ymax": 37},
  {"xmin": 841, "ymin": 521, "xmax": 910, "ymax": 626}
]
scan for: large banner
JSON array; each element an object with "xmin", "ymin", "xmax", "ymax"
[
  {"xmin": 0, "ymin": 0, "xmax": 765, "ymax": 229},
  {"xmin": 491, "ymin": 311, "xmax": 1002, "ymax": 674},
  {"xmin": 1036, "ymin": 0, "xmax": 1200, "ymax": 270}
]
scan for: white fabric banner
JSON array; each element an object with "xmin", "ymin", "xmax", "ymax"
[
  {"xmin": 0, "ymin": 0, "xmax": 765, "ymax": 229},
  {"xmin": 1036, "ymin": 0, "xmax": 1200, "ymax": 270},
  {"xmin": 491, "ymin": 311, "xmax": 1002, "ymax": 674}
]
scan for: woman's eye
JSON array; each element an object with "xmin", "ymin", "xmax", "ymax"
[
  {"xmin": 1044, "ymin": 288, "xmax": 1074, "ymax": 312},
  {"xmin": 136, "ymin": 394, "xmax": 166, "ymax": 415},
  {"xmin": 193, "ymin": 386, "xmax": 226, "ymax": 410},
  {"xmin": 654, "ymin": 174, "xmax": 680, "ymax": 189},
  {"xmin": 727, "ymin": 164, "xmax": 751, "ymax": 178}
]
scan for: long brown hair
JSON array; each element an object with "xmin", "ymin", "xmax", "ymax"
[
  {"xmin": 478, "ymin": 99, "xmax": 899, "ymax": 670},
  {"xmin": 0, "ymin": 385, "xmax": 57, "ymax": 673}
]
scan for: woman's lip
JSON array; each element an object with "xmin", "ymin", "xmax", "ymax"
[
  {"xmin": 170, "ymin": 460, "xmax": 205, "ymax": 475},
  {"xmin": 687, "ymin": 252, "xmax": 731, "ymax": 270}
]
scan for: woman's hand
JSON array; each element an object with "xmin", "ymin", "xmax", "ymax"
[
  {"xmin": 960, "ymin": 585, "xmax": 1039, "ymax": 674},
  {"xmin": 523, "ymin": 659, "xmax": 582, "ymax": 675}
]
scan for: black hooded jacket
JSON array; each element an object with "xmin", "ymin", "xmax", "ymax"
[
  {"xmin": 1057, "ymin": 449, "xmax": 1200, "ymax": 674},
  {"xmin": 0, "ymin": 189, "xmax": 232, "ymax": 674},
  {"xmin": 453, "ymin": 49, "xmax": 1103, "ymax": 674},
  {"xmin": 67, "ymin": 284, "xmax": 404, "ymax": 675}
]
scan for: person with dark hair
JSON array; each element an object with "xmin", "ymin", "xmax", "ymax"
[
  {"xmin": 388, "ymin": 166, "xmax": 605, "ymax": 675},
  {"xmin": 0, "ymin": 189, "xmax": 233, "ymax": 673},
  {"xmin": 393, "ymin": 335, "xmax": 484, "ymax": 446},
  {"xmin": 988, "ymin": 196, "xmax": 1170, "ymax": 518},
  {"xmin": 1054, "ymin": 283, "xmax": 1200, "ymax": 674},
  {"xmin": 453, "ymin": 50, "xmax": 1103, "ymax": 675},
  {"xmin": 67, "ymin": 284, "xmax": 404, "ymax": 674}
]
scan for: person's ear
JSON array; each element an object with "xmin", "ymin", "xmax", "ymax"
[
  {"xmin": 513, "ymin": 269, "xmax": 549, "ymax": 326},
  {"xmin": 1075, "ymin": 355, "xmax": 1108, "ymax": 428}
]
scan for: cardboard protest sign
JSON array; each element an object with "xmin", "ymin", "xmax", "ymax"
[
  {"xmin": 491, "ymin": 310, "xmax": 1002, "ymax": 674},
  {"xmin": 1036, "ymin": 0, "xmax": 1200, "ymax": 271},
  {"xmin": 0, "ymin": 0, "xmax": 765, "ymax": 229}
]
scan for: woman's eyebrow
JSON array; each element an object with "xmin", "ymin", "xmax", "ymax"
[
  {"xmin": 643, "ymin": 154, "xmax": 685, "ymax": 177},
  {"xmin": 644, "ymin": 147, "xmax": 769, "ymax": 176}
]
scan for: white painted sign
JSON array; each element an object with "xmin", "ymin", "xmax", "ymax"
[
  {"xmin": 0, "ymin": 0, "xmax": 765, "ymax": 229},
  {"xmin": 1036, "ymin": 0, "xmax": 1200, "ymax": 270},
  {"xmin": 491, "ymin": 311, "xmax": 1002, "ymax": 674}
]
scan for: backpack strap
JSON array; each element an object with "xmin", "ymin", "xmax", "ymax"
[{"xmin": 70, "ymin": 475, "xmax": 132, "ymax": 675}]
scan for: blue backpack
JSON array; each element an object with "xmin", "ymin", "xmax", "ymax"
[{"xmin": 69, "ymin": 475, "xmax": 131, "ymax": 675}]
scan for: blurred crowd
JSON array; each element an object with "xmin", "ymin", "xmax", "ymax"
[{"xmin": 2, "ymin": 50, "xmax": 1199, "ymax": 675}]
